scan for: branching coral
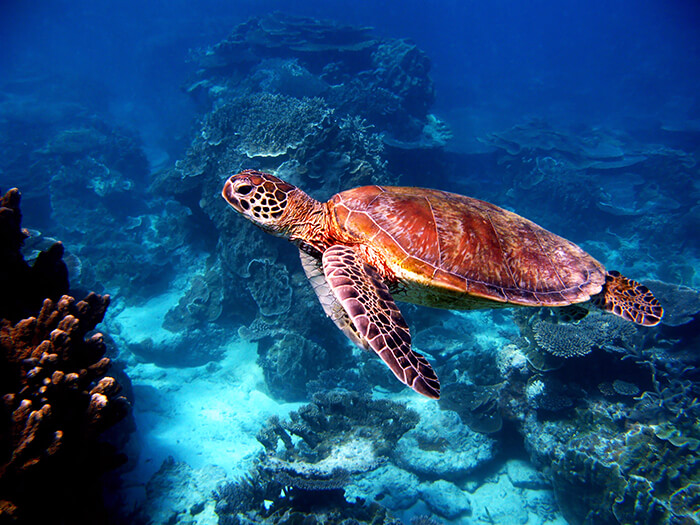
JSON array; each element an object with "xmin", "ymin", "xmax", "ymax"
[
  {"xmin": 0, "ymin": 187, "xmax": 130, "ymax": 523},
  {"xmin": 257, "ymin": 391, "xmax": 418, "ymax": 461}
]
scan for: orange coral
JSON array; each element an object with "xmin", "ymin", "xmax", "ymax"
[{"xmin": 0, "ymin": 187, "xmax": 131, "ymax": 523}]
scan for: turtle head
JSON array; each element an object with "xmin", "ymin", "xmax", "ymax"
[{"xmin": 222, "ymin": 170, "xmax": 318, "ymax": 238}]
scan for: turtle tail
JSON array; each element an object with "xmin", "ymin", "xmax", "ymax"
[{"xmin": 596, "ymin": 270, "xmax": 663, "ymax": 326}]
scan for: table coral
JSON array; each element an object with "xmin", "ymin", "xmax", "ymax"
[{"xmin": 528, "ymin": 311, "xmax": 640, "ymax": 358}]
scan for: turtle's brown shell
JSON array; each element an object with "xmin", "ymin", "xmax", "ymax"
[{"xmin": 327, "ymin": 185, "xmax": 606, "ymax": 309}]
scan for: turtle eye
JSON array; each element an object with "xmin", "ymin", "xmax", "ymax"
[{"xmin": 236, "ymin": 184, "xmax": 253, "ymax": 195}]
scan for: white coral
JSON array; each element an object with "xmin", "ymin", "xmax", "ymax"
[{"xmin": 526, "ymin": 379, "xmax": 545, "ymax": 404}]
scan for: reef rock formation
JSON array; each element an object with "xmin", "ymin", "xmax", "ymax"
[
  {"xmin": 0, "ymin": 188, "xmax": 69, "ymax": 322},
  {"xmin": 0, "ymin": 187, "xmax": 131, "ymax": 523},
  {"xmin": 155, "ymin": 13, "xmax": 445, "ymax": 362},
  {"xmin": 189, "ymin": 12, "xmax": 435, "ymax": 140},
  {"xmin": 214, "ymin": 390, "xmax": 417, "ymax": 524},
  {"xmin": 495, "ymin": 298, "xmax": 700, "ymax": 524}
]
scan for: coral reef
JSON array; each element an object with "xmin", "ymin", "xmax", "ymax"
[
  {"xmin": 494, "ymin": 282, "xmax": 700, "ymax": 524},
  {"xmin": 163, "ymin": 263, "xmax": 224, "ymax": 332},
  {"xmin": 0, "ymin": 188, "xmax": 69, "ymax": 322},
  {"xmin": 256, "ymin": 333, "xmax": 331, "ymax": 402},
  {"xmin": 151, "ymin": 13, "xmax": 444, "ymax": 386},
  {"xmin": 2, "ymin": 104, "xmax": 192, "ymax": 300},
  {"xmin": 0, "ymin": 187, "xmax": 131, "ymax": 523},
  {"xmin": 393, "ymin": 408, "xmax": 496, "ymax": 480},
  {"xmin": 469, "ymin": 119, "xmax": 698, "ymax": 291},
  {"xmin": 213, "ymin": 390, "xmax": 418, "ymax": 524}
]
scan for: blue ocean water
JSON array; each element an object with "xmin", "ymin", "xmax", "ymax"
[{"xmin": 1, "ymin": 1, "xmax": 699, "ymax": 524}]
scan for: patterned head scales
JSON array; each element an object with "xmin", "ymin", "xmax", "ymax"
[{"xmin": 222, "ymin": 170, "xmax": 298, "ymax": 236}]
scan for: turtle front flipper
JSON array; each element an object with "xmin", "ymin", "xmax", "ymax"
[
  {"xmin": 598, "ymin": 271, "xmax": 663, "ymax": 326},
  {"xmin": 299, "ymin": 249, "xmax": 366, "ymax": 349},
  {"xmin": 320, "ymin": 245, "xmax": 440, "ymax": 399}
]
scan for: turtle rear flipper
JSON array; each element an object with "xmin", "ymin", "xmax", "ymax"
[
  {"xmin": 321, "ymin": 245, "xmax": 440, "ymax": 399},
  {"xmin": 598, "ymin": 271, "xmax": 663, "ymax": 326}
]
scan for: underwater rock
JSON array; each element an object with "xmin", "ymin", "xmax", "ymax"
[
  {"xmin": 345, "ymin": 464, "xmax": 421, "ymax": 511},
  {"xmin": 480, "ymin": 120, "xmax": 644, "ymax": 170},
  {"xmin": 257, "ymin": 333, "xmax": 330, "ymax": 402},
  {"xmin": 0, "ymin": 188, "xmax": 69, "ymax": 322},
  {"xmin": 469, "ymin": 471, "xmax": 535, "ymax": 525},
  {"xmin": 644, "ymin": 280, "xmax": 700, "ymax": 327},
  {"xmin": 193, "ymin": 12, "xmax": 377, "ymax": 75},
  {"xmin": 371, "ymin": 39, "xmax": 434, "ymax": 120},
  {"xmin": 34, "ymin": 119, "xmax": 190, "ymax": 299},
  {"xmin": 393, "ymin": 408, "xmax": 496, "ymax": 480},
  {"xmin": 163, "ymin": 263, "xmax": 224, "ymax": 332},
  {"xmin": 505, "ymin": 459, "xmax": 550, "ymax": 490},
  {"xmin": 250, "ymin": 58, "xmax": 329, "ymax": 99},
  {"xmin": 419, "ymin": 479, "xmax": 472, "ymax": 519},
  {"xmin": 245, "ymin": 258, "xmax": 293, "ymax": 317},
  {"xmin": 187, "ymin": 12, "xmax": 436, "ymax": 145}
]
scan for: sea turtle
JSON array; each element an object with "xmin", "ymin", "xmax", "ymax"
[{"xmin": 222, "ymin": 170, "xmax": 663, "ymax": 399}]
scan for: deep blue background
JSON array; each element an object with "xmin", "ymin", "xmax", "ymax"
[{"xmin": 3, "ymin": 0, "xmax": 699, "ymax": 155}]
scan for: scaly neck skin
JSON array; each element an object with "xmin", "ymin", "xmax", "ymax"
[{"xmin": 285, "ymin": 189, "xmax": 331, "ymax": 255}]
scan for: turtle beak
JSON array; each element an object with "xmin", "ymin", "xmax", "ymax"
[{"xmin": 222, "ymin": 178, "xmax": 242, "ymax": 212}]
